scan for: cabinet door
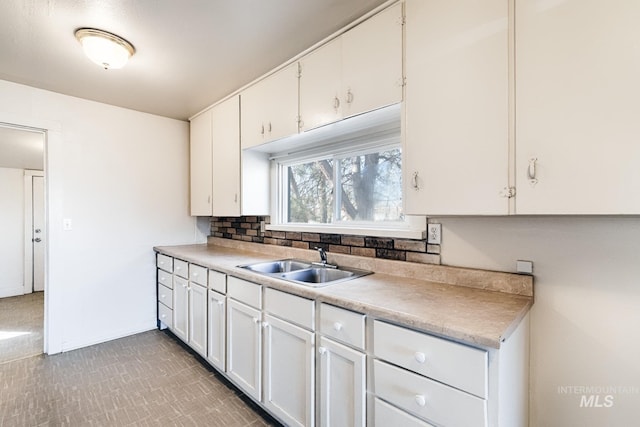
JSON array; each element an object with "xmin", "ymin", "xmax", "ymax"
[
  {"xmin": 299, "ymin": 38, "xmax": 343, "ymax": 132},
  {"xmin": 342, "ymin": 2, "xmax": 403, "ymax": 119},
  {"xmin": 318, "ymin": 337, "xmax": 365, "ymax": 427},
  {"xmin": 227, "ymin": 298, "xmax": 262, "ymax": 401},
  {"xmin": 188, "ymin": 282, "xmax": 207, "ymax": 357},
  {"xmin": 241, "ymin": 63, "xmax": 299, "ymax": 148},
  {"xmin": 263, "ymin": 314, "xmax": 315, "ymax": 427},
  {"xmin": 172, "ymin": 276, "xmax": 189, "ymax": 342},
  {"xmin": 207, "ymin": 289, "xmax": 226, "ymax": 371},
  {"xmin": 212, "ymin": 95, "xmax": 241, "ymax": 216},
  {"xmin": 404, "ymin": 0, "xmax": 509, "ymax": 215},
  {"xmin": 515, "ymin": 0, "xmax": 640, "ymax": 214},
  {"xmin": 189, "ymin": 110, "xmax": 213, "ymax": 216}
]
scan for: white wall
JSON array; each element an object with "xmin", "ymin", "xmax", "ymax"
[
  {"xmin": 0, "ymin": 167, "xmax": 24, "ymax": 297},
  {"xmin": 436, "ymin": 216, "xmax": 640, "ymax": 426},
  {"xmin": 0, "ymin": 79, "xmax": 200, "ymax": 353}
]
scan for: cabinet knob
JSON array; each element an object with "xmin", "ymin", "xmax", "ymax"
[
  {"xmin": 217, "ymin": 300, "xmax": 224, "ymax": 306},
  {"xmin": 253, "ymin": 318, "xmax": 260, "ymax": 324},
  {"xmin": 161, "ymin": 314, "xmax": 166, "ymax": 319},
  {"xmin": 193, "ymin": 272, "xmax": 199, "ymax": 277},
  {"xmin": 414, "ymin": 352, "xmax": 426, "ymax": 364},
  {"xmin": 261, "ymin": 124, "xmax": 265, "ymax": 135},
  {"xmin": 161, "ymin": 294, "xmax": 165, "ymax": 299},
  {"xmin": 346, "ymin": 89, "xmax": 354, "ymax": 104},
  {"xmin": 262, "ymin": 322, "xmax": 270, "ymax": 329},
  {"xmin": 318, "ymin": 347, "xmax": 327, "ymax": 355},
  {"xmin": 182, "ymin": 283, "xmax": 187, "ymax": 289},
  {"xmin": 415, "ymin": 395, "xmax": 426, "ymax": 407},
  {"xmin": 528, "ymin": 157, "xmax": 539, "ymax": 186},
  {"xmin": 412, "ymin": 171, "xmax": 420, "ymax": 190},
  {"xmin": 333, "ymin": 96, "xmax": 340, "ymax": 110},
  {"xmin": 160, "ymin": 277, "xmax": 165, "ymax": 281},
  {"xmin": 268, "ymin": 122, "xmax": 272, "ymax": 133},
  {"xmin": 333, "ymin": 322, "xmax": 343, "ymax": 332},
  {"xmin": 159, "ymin": 261, "xmax": 164, "ymax": 265}
]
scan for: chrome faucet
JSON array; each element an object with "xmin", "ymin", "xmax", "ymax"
[{"xmin": 314, "ymin": 247, "xmax": 327, "ymax": 264}]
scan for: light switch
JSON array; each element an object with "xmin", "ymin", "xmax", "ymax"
[{"xmin": 63, "ymin": 218, "xmax": 72, "ymax": 230}]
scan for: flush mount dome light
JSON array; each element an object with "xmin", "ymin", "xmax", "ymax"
[{"xmin": 75, "ymin": 28, "xmax": 135, "ymax": 69}]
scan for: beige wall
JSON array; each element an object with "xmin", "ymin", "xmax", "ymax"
[{"xmin": 436, "ymin": 216, "xmax": 640, "ymax": 426}]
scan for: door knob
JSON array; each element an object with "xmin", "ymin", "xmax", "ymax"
[
  {"xmin": 35, "ymin": 229, "xmax": 41, "ymax": 233},
  {"xmin": 34, "ymin": 238, "xmax": 42, "ymax": 242}
]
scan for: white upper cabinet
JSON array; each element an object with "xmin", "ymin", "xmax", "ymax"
[
  {"xmin": 299, "ymin": 3, "xmax": 403, "ymax": 132},
  {"xmin": 212, "ymin": 96, "xmax": 241, "ymax": 216},
  {"xmin": 404, "ymin": 0, "xmax": 510, "ymax": 216},
  {"xmin": 299, "ymin": 38, "xmax": 343, "ymax": 132},
  {"xmin": 341, "ymin": 2, "xmax": 403, "ymax": 119},
  {"xmin": 515, "ymin": 0, "xmax": 640, "ymax": 214},
  {"xmin": 189, "ymin": 110, "xmax": 212, "ymax": 216},
  {"xmin": 241, "ymin": 63, "xmax": 299, "ymax": 149}
]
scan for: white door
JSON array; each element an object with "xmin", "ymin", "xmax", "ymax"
[
  {"xmin": 207, "ymin": 289, "xmax": 226, "ymax": 371},
  {"xmin": 318, "ymin": 336, "xmax": 366, "ymax": 427},
  {"xmin": 189, "ymin": 110, "xmax": 213, "ymax": 216},
  {"xmin": 227, "ymin": 298, "xmax": 262, "ymax": 401},
  {"xmin": 404, "ymin": 0, "xmax": 510, "ymax": 215},
  {"xmin": 172, "ymin": 276, "xmax": 189, "ymax": 342},
  {"xmin": 263, "ymin": 314, "xmax": 315, "ymax": 427},
  {"xmin": 32, "ymin": 176, "xmax": 45, "ymax": 292},
  {"xmin": 188, "ymin": 282, "xmax": 207, "ymax": 357},
  {"xmin": 515, "ymin": 0, "xmax": 640, "ymax": 214}
]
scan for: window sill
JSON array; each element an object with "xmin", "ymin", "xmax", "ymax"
[{"xmin": 266, "ymin": 223, "xmax": 426, "ymax": 240}]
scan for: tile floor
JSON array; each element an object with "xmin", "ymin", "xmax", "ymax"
[{"xmin": 0, "ymin": 296, "xmax": 279, "ymax": 426}]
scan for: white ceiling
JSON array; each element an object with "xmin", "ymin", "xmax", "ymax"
[
  {"xmin": 0, "ymin": 126, "xmax": 44, "ymax": 170},
  {"xmin": 0, "ymin": 0, "xmax": 388, "ymax": 121}
]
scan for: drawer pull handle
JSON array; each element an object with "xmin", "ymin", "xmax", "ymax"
[
  {"xmin": 415, "ymin": 395, "xmax": 426, "ymax": 407},
  {"xmin": 333, "ymin": 322, "xmax": 343, "ymax": 332},
  {"xmin": 160, "ymin": 277, "xmax": 165, "ymax": 281},
  {"xmin": 318, "ymin": 347, "xmax": 327, "ymax": 355},
  {"xmin": 182, "ymin": 283, "xmax": 187, "ymax": 289},
  {"xmin": 193, "ymin": 272, "xmax": 198, "ymax": 277},
  {"xmin": 159, "ymin": 261, "xmax": 164, "ymax": 265},
  {"xmin": 253, "ymin": 318, "xmax": 260, "ymax": 324},
  {"xmin": 161, "ymin": 314, "xmax": 166, "ymax": 319},
  {"xmin": 262, "ymin": 322, "xmax": 270, "ymax": 329},
  {"xmin": 217, "ymin": 301, "xmax": 224, "ymax": 306},
  {"xmin": 161, "ymin": 294, "xmax": 166, "ymax": 299},
  {"xmin": 414, "ymin": 352, "xmax": 426, "ymax": 364}
]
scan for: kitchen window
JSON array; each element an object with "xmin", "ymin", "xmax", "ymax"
[{"xmin": 268, "ymin": 108, "xmax": 425, "ymax": 238}]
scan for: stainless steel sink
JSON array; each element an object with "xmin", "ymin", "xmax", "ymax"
[
  {"xmin": 240, "ymin": 259, "xmax": 311, "ymax": 274},
  {"xmin": 238, "ymin": 259, "xmax": 371, "ymax": 287}
]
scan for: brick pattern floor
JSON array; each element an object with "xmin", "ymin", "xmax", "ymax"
[{"xmin": 0, "ymin": 329, "xmax": 280, "ymax": 426}]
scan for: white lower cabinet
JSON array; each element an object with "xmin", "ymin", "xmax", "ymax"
[
  {"xmin": 207, "ymin": 289, "xmax": 226, "ymax": 371},
  {"xmin": 172, "ymin": 276, "xmax": 189, "ymax": 342},
  {"xmin": 263, "ymin": 314, "xmax": 315, "ymax": 427},
  {"xmin": 188, "ymin": 282, "xmax": 207, "ymax": 357},
  {"xmin": 227, "ymin": 297, "xmax": 262, "ymax": 401},
  {"xmin": 318, "ymin": 336, "xmax": 365, "ymax": 427}
]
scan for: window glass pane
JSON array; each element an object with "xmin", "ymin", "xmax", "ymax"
[
  {"xmin": 287, "ymin": 159, "xmax": 334, "ymax": 223},
  {"xmin": 338, "ymin": 148, "xmax": 402, "ymax": 222}
]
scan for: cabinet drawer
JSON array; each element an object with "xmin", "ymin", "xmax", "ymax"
[
  {"xmin": 374, "ymin": 360, "xmax": 486, "ymax": 427},
  {"xmin": 173, "ymin": 259, "xmax": 189, "ymax": 279},
  {"xmin": 375, "ymin": 398, "xmax": 434, "ymax": 427},
  {"xmin": 264, "ymin": 288, "xmax": 314, "ymax": 330},
  {"xmin": 320, "ymin": 303, "xmax": 365, "ymax": 350},
  {"xmin": 189, "ymin": 264, "xmax": 208, "ymax": 286},
  {"xmin": 157, "ymin": 269, "xmax": 172, "ymax": 289},
  {"xmin": 158, "ymin": 302, "xmax": 173, "ymax": 328},
  {"xmin": 209, "ymin": 270, "xmax": 227, "ymax": 294},
  {"xmin": 157, "ymin": 254, "xmax": 173, "ymax": 273},
  {"xmin": 227, "ymin": 276, "xmax": 261, "ymax": 309},
  {"xmin": 373, "ymin": 320, "xmax": 487, "ymax": 398},
  {"xmin": 158, "ymin": 284, "xmax": 173, "ymax": 309}
]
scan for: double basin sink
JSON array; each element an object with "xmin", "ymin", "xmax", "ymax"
[{"xmin": 238, "ymin": 259, "xmax": 371, "ymax": 287}]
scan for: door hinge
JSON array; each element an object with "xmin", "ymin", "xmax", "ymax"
[{"xmin": 500, "ymin": 186, "xmax": 516, "ymax": 198}]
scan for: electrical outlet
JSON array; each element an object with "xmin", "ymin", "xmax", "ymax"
[
  {"xmin": 516, "ymin": 260, "xmax": 533, "ymax": 275},
  {"xmin": 427, "ymin": 223, "xmax": 441, "ymax": 244}
]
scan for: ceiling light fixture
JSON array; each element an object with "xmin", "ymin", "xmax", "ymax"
[{"xmin": 75, "ymin": 28, "xmax": 135, "ymax": 70}]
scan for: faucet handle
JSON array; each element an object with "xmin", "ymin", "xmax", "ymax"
[{"xmin": 313, "ymin": 246, "xmax": 327, "ymax": 263}]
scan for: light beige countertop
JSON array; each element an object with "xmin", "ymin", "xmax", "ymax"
[{"xmin": 154, "ymin": 240, "xmax": 533, "ymax": 349}]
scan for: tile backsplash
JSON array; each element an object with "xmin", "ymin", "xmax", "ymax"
[{"xmin": 210, "ymin": 216, "xmax": 440, "ymax": 265}]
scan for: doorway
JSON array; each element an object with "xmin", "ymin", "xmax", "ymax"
[{"xmin": 0, "ymin": 124, "xmax": 46, "ymax": 364}]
